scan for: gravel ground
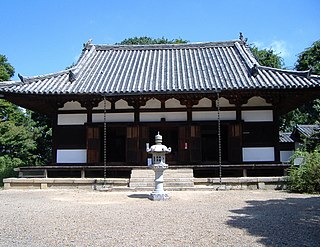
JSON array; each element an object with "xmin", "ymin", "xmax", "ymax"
[{"xmin": 0, "ymin": 189, "xmax": 319, "ymax": 247}]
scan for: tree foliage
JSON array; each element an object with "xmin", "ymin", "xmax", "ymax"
[
  {"xmin": 250, "ymin": 46, "xmax": 284, "ymax": 69},
  {"xmin": 0, "ymin": 100, "xmax": 41, "ymax": 183},
  {"xmin": 30, "ymin": 111, "xmax": 52, "ymax": 165},
  {"xmin": 0, "ymin": 54, "xmax": 52, "ymax": 184},
  {"xmin": 0, "ymin": 55, "xmax": 14, "ymax": 81},
  {"xmin": 280, "ymin": 40, "xmax": 320, "ymax": 132},
  {"xmin": 117, "ymin": 36, "xmax": 188, "ymax": 45},
  {"xmin": 288, "ymin": 149, "xmax": 320, "ymax": 194},
  {"xmin": 295, "ymin": 40, "xmax": 320, "ymax": 74}
]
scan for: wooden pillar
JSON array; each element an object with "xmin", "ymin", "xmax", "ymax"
[
  {"xmin": 81, "ymin": 98, "xmax": 100, "ymax": 124},
  {"xmin": 236, "ymin": 104, "xmax": 242, "ymax": 122},
  {"xmin": 236, "ymin": 103, "xmax": 243, "ymax": 163},
  {"xmin": 87, "ymin": 106, "xmax": 93, "ymax": 124},
  {"xmin": 273, "ymin": 107, "xmax": 280, "ymax": 162},
  {"xmin": 134, "ymin": 106, "xmax": 140, "ymax": 124},
  {"xmin": 51, "ymin": 113, "xmax": 58, "ymax": 164}
]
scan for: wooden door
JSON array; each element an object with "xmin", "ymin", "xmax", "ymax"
[
  {"xmin": 126, "ymin": 126, "xmax": 139, "ymax": 163},
  {"xmin": 178, "ymin": 126, "xmax": 187, "ymax": 163},
  {"xmin": 228, "ymin": 123, "xmax": 242, "ymax": 163},
  {"xmin": 86, "ymin": 126, "xmax": 100, "ymax": 164},
  {"xmin": 190, "ymin": 125, "xmax": 201, "ymax": 162}
]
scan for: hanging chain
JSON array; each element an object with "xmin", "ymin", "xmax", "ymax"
[
  {"xmin": 103, "ymin": 96, "xmax": 107, "ymax": 187},
  {"xmin": 217, "ymin": 92, "xmax": 222, "ymax": 186}
]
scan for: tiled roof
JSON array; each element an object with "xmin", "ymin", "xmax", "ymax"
[
  {"xmin": 279, "ymin": 132, "xmax": 294, "ymax": 143},
  {"xmin": 1, "ymin": 40, "xmax": 320, "ymax": 96},
  {"xmin": 295, "ymin": 125, "xmax": 320, "ymax": 138}
]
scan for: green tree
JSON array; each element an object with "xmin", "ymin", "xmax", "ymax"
[
  {"xmin": 295, "ymin": 40, "xmax": 320, "ymax": 74},
  {"xmin": 288, "ymin": 150, "xmax": 320, "ymax": 193},
  {"xmin": 30, "ymin": 111, "xmax": 52, "ymax": 165},
  {"xmin": 117, "ymin": 36, "xmax": 188, "ymax": 45},
  {"xmin": 0, "ymin": 100, "xmax": 41, "ymax": 183},
  {"xmin": 250, "ymin": 46, "xmax": 284, "ymax": 69},
  {"xmin": 280, "ymin": 40, "xmax": 320, "ymax": 132},
  {"xmin": 0, "ymin": 54, "xmax": 51, "ymax": 184},
  {"xmin": 0, "ymin": 55, "xmax": 14, "ymax": 81}
]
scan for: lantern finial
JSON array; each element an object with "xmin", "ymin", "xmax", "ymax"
[{"xmin": 155, "ymin": 131, "xmax": 162, "ymax": 144}]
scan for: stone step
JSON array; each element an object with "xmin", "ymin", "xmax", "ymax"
[
  {"xmin": 129, "ymin": 168, "xmax": 194, "ymax": 189},
  {"xmin": 130, "ymin": 181, "xmax": 194, "ymax": 187},
  {"xmin": 116, "ymin": 187, "xmax": 198, "ymax": 192},
  {"xmin": 130, "ymin": 177, "xmax": 194, "ymax": 182},
  {"xmin": 131, "ymin": 169, "xmax": 193, "ymax": 177},
  {"xmin": 130, "ymin": 170, "xmax": 154, "ymax": 178}
]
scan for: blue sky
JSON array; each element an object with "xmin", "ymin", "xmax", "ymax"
[{"xmin": 1, "ymin": 0, "xmax": 319, "ymax": 80}]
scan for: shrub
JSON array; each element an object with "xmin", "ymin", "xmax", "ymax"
[
  {"xmin": 0, "ymin": 155, "xmax": 23, "ymax": 186},
  {"xmin": 287, "ymin": 150, "xmax": 320, "ymax": 193}
]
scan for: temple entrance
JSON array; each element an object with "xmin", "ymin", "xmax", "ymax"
[
  {"xmin": 201, "ymin": 125, "xmax": 228, "ymax": 162},
  {"xmin": 87, "ymin": 122, "xmax": 241, "ymax": 165},
  {"xmin": 86, "ymin": 125, "xmax": 127, "ymax": 164},
  {"xmin": 104, "ymin": 126, "xmax": 126, "ymax": 162}
]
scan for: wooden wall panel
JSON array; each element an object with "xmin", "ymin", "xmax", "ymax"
[
  {"xmin": 86, "ymin": 127, "xmax": 101, "ymax": 164},
  {"xmin": 126, "ymin": 126, "xmax": 139, "ymax": 163},
  {"xmin": 190, "ymin": 125, "xmax": 201, "ymax": 162},
  {"xmin": 228, "ymin": 123, "xmax": 242, "ymax": 163}
]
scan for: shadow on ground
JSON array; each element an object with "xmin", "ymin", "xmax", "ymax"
[
  {"xmin": 227, "ymin": 196, "xmax": 320, "ymax": 246},
  {"xmin": 128, "ymin": 194, "xmax": 150, "ymax": 199}
]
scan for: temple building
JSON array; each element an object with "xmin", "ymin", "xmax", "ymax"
[{"xmin": 1, "ymin": 37, "xmax": 320, "ymax": 180}]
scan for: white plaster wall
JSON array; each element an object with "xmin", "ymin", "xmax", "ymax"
[
  {"xmin": 215, "ymin": 97, "xmax": 235, "ymax": 107},
  {"xmin": 57, "ymin": 114, "xmax": 87, "ymax": 125},
  {"xmin": 59, "ymin": 101, "xmax": 86, "ymax": 110},
  {"xmin": 193, "ymin": 97, "xmax": 212, "ymax": 108},
  {"xmin": 92, "ymin": 113, "xmax": 134, "ymax": 122},
  {"xmin": 242, "ymin": 147, "xmax": 275, "ymax": 162},
  {"xmin": 165, "ymin": 98, "xmax": 185, "ymax": 108},
  {"xmin": 141, "ymin": 98, "xmax": 161, "ymax": 109},
  {"xmin": 192, "ymin": 111, "xmax": 236, "ymax": 121},
  {"xmin": 115, "ymin": 99, "xmax": 133, "ymax": 109},
  {"xmin": 241, "ymin": 110, "xmax": 273, "ymax": 122},
  {"xmin": 242, "ymin": 96, "xmax": 272, "ymax": 107},
  {"xmin": 280, "ymin": 151, "xmax": 294, "ymax": 163},
  {"xmin": 57, "ymin": 149, "xmax": 87, "ymax": 163},
  {"xmin": 93, "ymin": 100, "xmax": 112, "ymax": 110},
  {"xmin": 140, "ymin": 112, "xmax": 187, "ymax": 122}
]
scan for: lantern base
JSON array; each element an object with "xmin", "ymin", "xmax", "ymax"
[{"xmin": 149, "ymin": 192, "xmax": 170, "ymax": 201}]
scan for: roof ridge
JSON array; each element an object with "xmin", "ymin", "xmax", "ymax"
[
  {"xmin": 21, "ymin": 69, "xmax": 70, "ymax": 82},
  {"xmin": 89, "ymin": 40, "xmax": 242, "ymax": 51},
  {"xmin": 234, "ymin": 41, "xmax": 258, "ymax": 68},
  {"xmin": 297, "ymin": 124, "xmax": 320, "ymax": 127},
  {"xmin": 257, "ymin": 66, "xmax": 315, "ymax": 78},
  {"xmin": 310, "ymin": 74, "xmax": 320, "ymax": 79},
  {"xmin": 17, "ymin": 44, "xmax": 96, "ymax": 84},
  {"xmin": 0, "ymin": 81, "xmax": 18, "ymax": 87}
]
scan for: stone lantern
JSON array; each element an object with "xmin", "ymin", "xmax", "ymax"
[{"xmin": 146, "ymin": 132, "xmax": 171, "ymax": 201}]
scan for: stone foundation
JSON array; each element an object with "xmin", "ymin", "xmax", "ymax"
[{"xmin": 3, "ymin": 175, "xmax": 287, "ymax": 191}]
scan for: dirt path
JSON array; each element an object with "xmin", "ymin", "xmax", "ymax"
[{"xmin": 0, "ymin": 189, "xmax": 319, "ymax": 246}]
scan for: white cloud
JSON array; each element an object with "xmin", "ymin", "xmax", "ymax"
[
  {"xmin": 252, "ymin": 41, "xmax": 264, "ymax": 49},
  {"xmin": 253, "ymin": 40, "xmax": 290, "ymax": 58},
  {"xmin": 269, "ymin": 40, "xmax": 290, "ymax": 58}
]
